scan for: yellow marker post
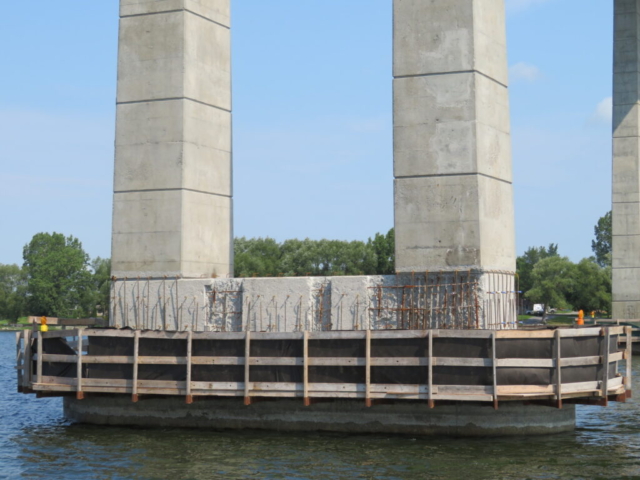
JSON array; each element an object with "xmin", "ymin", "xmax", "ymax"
[{"xmin": 40, "ymin": 316, "xmax": 48, "ymax": 332}]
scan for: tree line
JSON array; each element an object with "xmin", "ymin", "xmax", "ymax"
[{"xmin": 0, "ymin": 214, "xmax": 612, "ymax": 321}]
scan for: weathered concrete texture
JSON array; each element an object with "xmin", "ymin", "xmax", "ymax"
[
  {"xmin": 110, "ymin": 272, "xmax": 517, "ymax": 331},
  {"xmin": 112, "ymin": 0, "xmax": 233, "ymax": 279},
  {"xmin": 613, "ymin": 0, "xmax": 640, "ymax": 319},
  {"xmin": 64, "ymin": 396, "xmax": 575, "ymax": 437},
  {"xmin": 393, "ymin": 0, "xmax": 515, "ymax": 276}
]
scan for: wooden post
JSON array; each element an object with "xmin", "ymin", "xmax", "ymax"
[
  {"xmin": 626, "ymin": 326, "xmax": 633, "ymax": 399},
  {"xmin": 186, "ymin": 331, "xmax": 193, "ymax": 404},
  {"xmin": 132, "ymin": 330, "xmax": 140, "ymax": 402},
  {"xmin": 492, "ymin": 331, "xmax": 498, "ymax": 410},
  {"xmin": 15, "ymin": 332, "xmax": 22, "ymax": 391},
  {"xmin": 244, "ymin": 331, "xmax": 251, "ymax": 405},
  {"xmin": 428, "ymin": 330, "xmax": 434, "ymax": 408},
  {"xmin": 36, "ymin": 331, "xmax": 43, "ymax": 385},
  {"xmin": 76, "ymin": 328, "xmax": 84, "ymax": 400},
  {"xmin": 365, "ymin": 328, "xmax": 372, "ymax": 407},
  {"xmin": 303, "ymin": 331, "xmax": 310, "ymax": 406},
  {"xmin": 555, "ymin": 329, "xmax": 562, "ymax": 409},
  {"xmin": 602, "ymin": 327, "xmax": 610, "ymax": 406},
  {"xmin": 23, "ymin": 330, "xmax": 32, "ymax": 389}
]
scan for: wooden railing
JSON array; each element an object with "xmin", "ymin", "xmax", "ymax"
[{"xmin": 16, "ymin": 326, "xmax": 632, "ymax": 408}]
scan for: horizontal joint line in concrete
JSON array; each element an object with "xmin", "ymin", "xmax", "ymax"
[
  {"xmin": 395, "ymin": 172, "xmax": 512, "ymax": 185},
  {"xmin": 612, "ymin": 266, "xmax": 640, "ymax": 269},
  {"xmin": 114, "ymin": 188, "xmax": 232, "ymax": 198},
  {"xmin": 394, "ymin": 70, "xmax": 508, "ymax": 89},
  {"xmin": 117, "ymin": 97, "xmax": 231, "ymax": 113},
  {"xmin": 613, "ymin": 234, "xmax": 640, "ymax": 237},
  {"xmin": 120, "ymin": 9, "xmax": 230, "ymax": 30}
]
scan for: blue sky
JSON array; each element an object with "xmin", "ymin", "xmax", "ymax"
[{"xmin": 0, "ymin": 0, "xmax": 613, "ymax": 266}]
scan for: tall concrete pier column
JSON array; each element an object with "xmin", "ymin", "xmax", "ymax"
[
  {"xmin": 393, "ymin": 0, "xmax": 515, "ymax": 275},
  {"xmin": 613, "ymin": 0, "xmax": 640, "ymax": 319},
  {"xmin": 111, "ymin": 0, "xmax": 233, "ymax": 279}
]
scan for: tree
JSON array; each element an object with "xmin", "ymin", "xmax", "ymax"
[
  {"xmin": 516, "ymin": 243, "xmax": 559, "ymax": 295},
  {"xmin": 525, "ymin": 256, "xmax": 575, "ymax": 321},
  {"xmin": 0, "ymin": 264, "xmax": 27, "ymax": 321},
  {"xmin": 234, "ymin": 237, "xmax": 282, "ymax": 277},
  {"xmin": 91, "ymin": 257, "xmax": 112, "ymax": 318},
  {"xmin": 592, "ymin": 211, "xmax": 612, "ymax": 267},
  {"xmin": 368, "ymin": 228, "xmax": 395, "ymax": 275},
  {"xmin": 566, "ymin": 258, "xmax": 611, "ymax": 314},
  {"xmin": 23, "ymin": 232, "xmax": 94, "ymax": 318}
]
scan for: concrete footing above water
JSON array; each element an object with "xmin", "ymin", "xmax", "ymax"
[{"xmin": 64, "ymin": 396, "xmax": 575, "ymax": 437}]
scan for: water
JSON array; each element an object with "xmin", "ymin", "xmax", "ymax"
[{"xmin": 1, "ymin": 331, "xmax": 640, "ymax": 480}]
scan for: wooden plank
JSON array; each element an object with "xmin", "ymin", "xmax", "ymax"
[
  {"xmin": 428, "ymin": 330, "xmax": 433, "ymax": 408},
  {"xmin": 76, "ymin": 329, "xmax": 84, "ymax": 399},
  {"xmin": 39, "ymin": 354, "xmax": 77, "ymax": 363},
  {"xmin": 249, "ymin": 357, "xmax": 303, "ymax": 366},
  {"xmin": 308, "ymin": 357, "xmax": 365, "ymax": 366},
  {"xmin": 561, "ymin": 355, "xmax": 604, "ymax": 367},
  {"xmin": 244, "ymin": 331, "xmax": 251, "ymax": 405},
  {"xmin": 82, "ymin": 329, "xmax": 135, "ymax": 338},
  {"xmin": 23, "ymin": 330, "xmax": 32, "ymax": 388},
  {"xmin": 437, "ymin": 385, "xmax": 493, "ymax": 395},
  {"xmin": 186, "ymin": 331, "xmax": 193, "ymax": 403},
  {"xmin": 250, "ymin": 332, "xmax": 304, "ymax": 340},
  {"xmin": 132, "ymin": 331, "xmax": 140, "ymax": 401},
  {"xmin": 309, "ymin": 331, "xmax": 366, "ymax": 340},
  {"xmin": 436, "ymin": 329, "xmax": 493, "ymax": 339},
  {"xmin": 371, "ymin": 358, "xmax": 426, "ymax": 367},
  {"xmin": 139, "ymin": 331, "xmax": 189, "ymax": 340},
  {"xmin": 370, "ymin": 330, "xmax": 428, "ymax": 339},
  {"xmin": 193, "ymin": 332, "xmax": 245, "ymax": 340},
  {"xmin": 365, "ymin": 329, "xmax": 371, "ymax": 407},
  {"xmin": 603, "ymin": 328, "xmax": 610, "ymax": 405},
  {"xmin": 434, "ymin": 358, "xmax": 491, "ymax": 367},
  {"xmin": 555, "ymin": 329, "xmax": 562, "ymax": 408},
  {"xmin": 492, "ymin": 331, "xmax": 498, "ymax": 409},
  {"xmin": 36, "ymin": 332, "xmax": 43, "ymax": 385},
  {"xmin": 498, "ymin": 385, "xmax": 554, "ymax": 394},
  {"xmin": 28, "ymin": 316, "xmax": 108, "ymax": 327},
  {"xmin": 497, "ymin": 358, "xmax": 554, "ymax": 368},
  {"xmin": 15, "ymin": 331, "xmax": 23, "ymax": 389},
  {"xmin": 38, "ymin": 329, "xmax": 76, "ymax": 339},
  {"xmin": 83, "ymin": 355, "xmax": 134, "ymax": 364},
  {"xmin": 497, "ymin": 330, "xmax": 555, "ymax": 339},
  {"xmin": 303, "ymin": 331, "xmax": 309, "ymax": 406},
  {"xmin": 137, "ymin": 356, "xmax": 188, "ymax": 365},
  {"xmin": 191, "ymin": 381, "xmax": 244, "ymax": 390},
  {"xmin": 559, "ymin": 327, "xmax": 603, "ymax": 338},
  {"xmin": 626, "ymin": 326, "xmax": 633, "ymax": 397},
  {"xmin": 191, "ymin": 357, "xmax": 245, "ymax": 366}
]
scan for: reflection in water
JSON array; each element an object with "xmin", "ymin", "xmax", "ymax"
[{"xmin": 1, "ymin": 332, "xmax": 640, "ymax": 479}]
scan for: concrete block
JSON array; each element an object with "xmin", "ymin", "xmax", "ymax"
[
  {"xmin": 612, "ymin": 267, "xmax": 640, "ymax": 302},
  {"xmin": 613, "ymin": 201, "xmax": 640, "ymax": 236},
  {"xmin": 184, "ymin": 11, "xmax": 231, "ymax": 111},
  {"xmin": 613, "ymin": 136, "xmax": 640, "ymax": 204},
  {"xmin": 393, "ymin": 74, "xmax": 476, "ymax": 178},
  {"xmin": 114, "ymin": 100, "xmax": 184, "ymax": 192},
  {"xmin": 612, "ymin": 234, "xmax": 640, "ymax": 269},
  {"xmin": 393, "ymin": 0, "xmax": 507, "ymax": 84},
  {"xmin": 614, "ymin": 103, "xmax": 640, "ymax": 139},
  {"xmin": 180, "ymin": 190, "xmax": 232, "ymax": 278},
  {"xmin": 112, "ymin": 190, "xmax": 183, "ymax": 277},
  {"xmin": 394, "ymin": 176, "xmax": 481, "ymax": 272},
  {"xmin": 612, "ymin": 300, "xmax": 640, "ymax": 320},
  {"xmin": 613, "ymin": 71, "xmax": 640, "ymax": 106},
  {"xmin": 121, "ymin": 0, "xmax": 231, "ymax": 26},
  {"xmin": 477, "ymin": 176, "xmax": 516, "ymax": 272},
  {"xmin": 117, "ymin": 12, "xmax": 185, "ymax": 103}
]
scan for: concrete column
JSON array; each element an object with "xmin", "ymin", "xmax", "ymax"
[
  {"xmin": 111, "ymin": 0, "xmax": 233, "ymax": 279},
  {"xmin": 393, "ymin": 0, "xmax": 515, "ymax": 274},
  {"xmin": 613, "ymin": 0, "xmax": 640, "ymax": 319}
]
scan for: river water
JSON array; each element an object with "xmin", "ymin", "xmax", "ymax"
[{"xmin": 1, "ymin": 331, "xmax": 640, "ymax": 479}]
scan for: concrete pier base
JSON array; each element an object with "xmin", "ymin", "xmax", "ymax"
[{"xmin": 64, "ymin": 397, "xmax": 575, "ymax": 437}]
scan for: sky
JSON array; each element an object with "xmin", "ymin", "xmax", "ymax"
[{"xmin": 0, "ymin": 0, "xmax": 613, "ymax": 266}]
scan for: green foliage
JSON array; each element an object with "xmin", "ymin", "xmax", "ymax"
[
  {"xmin": 0, "ymin": 264, "xmax": 27, "ymax": 321},
  {"xmin": 567, "ymin": 259, "xmax": 611, "ymax": 314},
  {"xmin": 23, "ymin": 232, "xmax": 94, "ymax": 318},
  {"xmin": 591, "ymin": 210, "xmax": 612, "ymax": 267},
  {"xmin": 525, "ymin": 256, "xmax": 575, "ymax": 312},
  {"xmin": 92, "ymin": 257, "xmax": 112, "ymax": 318},
  {"xmin": 516, "ymin": 243, "xmax": 558, "ymax": 294},
  {"xmin": 233, "ymin": 229, "xmax": 394, "ymax": 277}
]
